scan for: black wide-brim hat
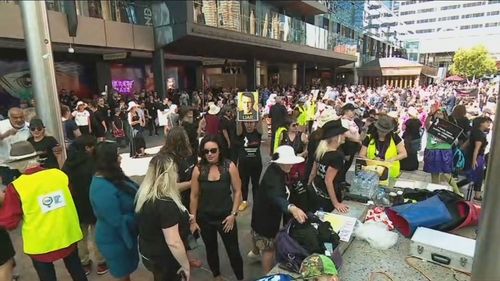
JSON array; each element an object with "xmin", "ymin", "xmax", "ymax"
[{"xmin": 321, "ymin": 119, "xmax": 348, "ymax": 140}]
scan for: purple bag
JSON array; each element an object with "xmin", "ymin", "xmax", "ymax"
[{"xmin": 275, "ymin": 220, "xmax": 310, "ymax": 273}]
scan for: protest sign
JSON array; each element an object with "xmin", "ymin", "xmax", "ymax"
[
  {"xmin": 237, "ymin": 91, "xmax": 259, "ymax": 121},
  {"xmin": 428, "ymin": 117, "xmax": 463, "ymax": 145}
]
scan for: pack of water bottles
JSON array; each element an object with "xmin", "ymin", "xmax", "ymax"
[{"xmin": 350, "ymin": 170, "xmax": 379, "ymax": 199}]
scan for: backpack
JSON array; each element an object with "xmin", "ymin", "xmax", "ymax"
[{"xmin": 275, "ymin": 220, "xmax": 310, "ymax": 273}]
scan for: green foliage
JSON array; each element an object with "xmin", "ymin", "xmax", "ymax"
[{"xmin": 450, "ymin": 45, "xmax": 497, "ymax": 78}]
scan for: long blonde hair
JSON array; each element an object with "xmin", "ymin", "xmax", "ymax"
[
  {"xmin": 315, "ymin": 136, "xmax": 342, "ymax": 161},
  {"xmin": 135, "ymin": 153, "xmax": 186, "ymax": 213}
]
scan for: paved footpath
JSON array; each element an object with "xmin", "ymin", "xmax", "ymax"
[{"xmin": 9, "ymin": 133, "xmax": 474, "ymax": 281}]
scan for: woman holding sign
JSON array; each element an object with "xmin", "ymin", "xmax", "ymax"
[{"xmin": 423, "ymin": 108, "xmax": 462, "ymax": 195}]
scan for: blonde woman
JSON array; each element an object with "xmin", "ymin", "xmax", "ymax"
[
  {"xmin": 135, "ymin": 154, "xmax": 190, "ymax": 281},
  {"xmin": 308, "ymin": 120, "xmax": 349, "ymax": 213}
]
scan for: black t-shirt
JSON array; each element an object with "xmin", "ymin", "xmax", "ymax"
[
  {"xmin": 469, "ymin": 128, "xmax": 488, "ymax": 156},
  {"xmin": 28, "ymin": 136, "xmax": 59, "ymax": 169},
  {"xmin": 138, "ymin": 198, "xmax": 189, "ymax": 263},
  {"xmin": 238, "ymin": 130, "xmax": 262, "ymax": 159},
  {"xmin": 90, "ymin": 111, "xmax": 106, "ymax": 135},
  {"xmin": 220, "ymin": 117, "xmax": 237, "ymax": 146},
  {"xmin": 64, "ymin": 119, "xmax": 79, "ymax": 141},
  {"xmin": 362, "ymin": 133, "xmax": 402, "ymax": 160},
  {"xmin": 313, "ymin": 150, "xmax": 345, "ymax": 195}
]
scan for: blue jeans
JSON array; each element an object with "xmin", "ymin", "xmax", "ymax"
[{"xmin": 31, "ymin": 249, "xmax": 87, "ymax": 281}]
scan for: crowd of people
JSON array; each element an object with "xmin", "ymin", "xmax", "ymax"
[{"xmin": 0, "ymin": 78, "xmax": 497, "ymax": 281}]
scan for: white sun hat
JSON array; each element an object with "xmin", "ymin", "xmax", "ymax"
[
  {"xmin": 272, "ymin": 145, "xmax": 305, "ymax": 165},
  {"xmin": 127, "ymin": 101, "xmax": 139, "ymax": 111},
  {"xmin": 207, "ymin": 102, "xmax": 220, "ymax": 115}
]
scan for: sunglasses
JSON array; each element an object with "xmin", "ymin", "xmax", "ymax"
[
  {"xmin": 30, "ymin": 127, "xmax": 43, "ymax": 132},
  {"xmin": 291, "ymin": 123, "xmax": 298, "ymax": 127},
  {"xmin": 203, "ymin": 148, "xmax": 218, "ymax": 155}
]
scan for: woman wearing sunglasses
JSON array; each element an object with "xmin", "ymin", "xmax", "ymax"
[
  {"xmin": 27, "ymin": 118, "xmax": 63, "ymax": 169},
  {"xmin": 190, "ymin": 135, "xmax": 244, "ymax": 281}
]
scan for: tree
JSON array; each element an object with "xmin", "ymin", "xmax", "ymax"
[{"xmin": 450, "ymin": 45, "xmax": 497, "ymax": 78}]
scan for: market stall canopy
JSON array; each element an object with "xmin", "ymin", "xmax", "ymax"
[{"xmin": 445, "ymin": 75, "xmax": 465, "ymax": 82}]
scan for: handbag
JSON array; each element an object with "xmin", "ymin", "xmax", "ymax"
[
  {"xmin": 113, "ymin": 128, "xmax": 125, "ymax": 138},
  {"xmin": 276, "ymin": 219, "xmax": 310, "ymax": 273},
  {"xmin": 385, "ymin": 195, "xmax": 452, "ymax": 237}
]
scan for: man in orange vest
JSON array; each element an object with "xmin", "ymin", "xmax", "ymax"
[{"xmin": 0, "ymin": 141, "xmax": 87, "ymax": 281}]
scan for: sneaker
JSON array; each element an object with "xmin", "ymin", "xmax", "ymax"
[
  {"xmin": 238, "ymin": 201, "xmax": 248, "ymax": 212},
  {"xmin": 96, "ymin": 263, "xmax": 109, "ymax": 275},
  {"xmin": 82, "ymin": 262, "xmax": 91, "ymax": 276},
  {"xmin": 247, "ymin": 250, "xmax": 260, "ymax": 259}
]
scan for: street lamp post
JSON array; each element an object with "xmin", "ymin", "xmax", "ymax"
[{"xmin": 20, "ymin": 1, "xmax": 66, "ymax": 161}]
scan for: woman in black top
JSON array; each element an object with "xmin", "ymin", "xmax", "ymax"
[
  {"xmin": 27, "ymin": 118, "xmax": 62, "ymax": 169},
  {"xmin": 236, "ymin": 120, "xmax": 263, "ymax": 212},
  {"xmin": 308, "ymin": 119, "xmax": 349, "ymax": 213},
  {"xmin": 449, "ymin": 105, "xmax": 471, "ymax": 145},
  {"xmin": 462, "ymin": 117, "xmax": 492, "ymax": 200},
  {"xmin": 158, "ymin": 127, "xmax": 202, "ymax": 268},
  {"xmin": 190, "ymin": 135, "xmax": 244, "ymax": 280},
  {"xmin": 401, "ymin": 108, "xmax": 422, "ymax": 171},
  {"xmin": 282, "ymin": 118, "xmax": 308, "ymax": 184},
  {"xmin": 250, "ymin": 145, "xmax": 307, "ymax": 273},
  {"xmin": 136, "ymin": 153, "xmax": 191, "ymax": 281}
]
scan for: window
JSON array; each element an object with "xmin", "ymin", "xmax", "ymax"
[
  {"xmin": 401, "ymin": 10, "xmax": 416, "ymax": 15},
  {"xmin": 487, "ymin": 11, "xmax": 500, "ymax": 16},
  {"xmin": 485, "ymin": 22, "xmax": 499, "ymax": 27},
  {"xmin": 471, "ymin": 24, "xmax": 483, "ymax": 28},
  {"xmin": 417, "ymin": 18, "xmax": 436, "ymax": 23},
  {"xmin": 418, "ymin": 8, "xmax": 434, "ymax": 13},
  {"xmin": 416, "ymin": 28, "xmax": 434, "ymax": 33},
  {"xmin": 438, "ymin": 15, "xmax": 459, "ymax": 21},
  {"xmin": 460, "ymin": 25, "xmax": 471, "ymax": 30},
  {"xmin": 489, "ymin": 0, "xmax": 500, "ymax": 4},
  {"xmin": 404, "ymin": 20, "xmax": 415, "ymax": 24},
  {"xmin": 441, "ymin": 4, "xmax": 461, "ymax": 10},
  {"xmin": 462, "ymin": 12, "xmax": 485, "ymax": 18},
  {"xmin": 463, "ymin": 1, "xmax": 484, "ymax": 8}
]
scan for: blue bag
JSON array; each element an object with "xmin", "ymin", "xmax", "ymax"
[
  {"xmin": 386, "ymin": 195, "xmax": 453, "ymax": 237},
  {"xmin": 255, "ymin": 274, "xmax": 294, "ymax": 281}
]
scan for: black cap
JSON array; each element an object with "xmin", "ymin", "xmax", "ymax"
[
  {"xmin": 321, "ymin": 119, "xmax": 348, "ymax": 140},
  {"xmin": 29, "ymin": 118, "xmax": 45, "ymax": 129},
  {"xmin": 341, "ymin": 103, "xmax": 357, "ymax": 113}
]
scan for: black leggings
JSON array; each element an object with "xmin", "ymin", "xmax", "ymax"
[
  {"xmin": 143, "ymin": 257, "xmax": 182, "ymax": 281},
  {"xmin": 198, "ymin": 215, "xmax": 244, "ymax": 280},
  {"xmin": 238, "ymin": 158, "xmax": 262, "ymax": 201}
]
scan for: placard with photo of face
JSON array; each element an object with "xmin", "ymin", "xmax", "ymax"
[{"xmin": 237, "ymin": 91, "xmax": 259, "ymax": 121}]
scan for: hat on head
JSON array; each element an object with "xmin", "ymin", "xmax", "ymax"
[
  {"xmin": 300, "ymin": 254, "xmax": 338, "ymax": 279},
  {"xmin": 407, "ymin": 107, "xmax": 418, "ymax": 117},
  {"xmin": 317, "ymin": 108, "xmax": 339, "ymax": 128},
  {"xmin": 321, "ymin": 119, "xmax": 348, "ymax": 140},
  {"xmin": 341, "ymin": 103, "xmax": 357, "ymax": 113},
  {"xmin": 374, "ymin": 115, "xmax": 395, "ymax": 134},
  {"xmin": 127, "ymin": 101, "xmax": 139, "ymax": 111},
  {"xmin": 4, "ymin": 141, "xmax": 41, "ymax": 164},
  {"xmin": 208, "ymin": 102, "xmax": 221, "ymax": 115},
  {"xmin": 29, "ymin": 118, "xmax": 45, "ymax": 129},
  {"xmin": 75, "ymin": 101, "xmax": 85, "ymax": 109},
  {"xmin": 271, "ymin": 145, "xmax": 304, "ymax": 165}
]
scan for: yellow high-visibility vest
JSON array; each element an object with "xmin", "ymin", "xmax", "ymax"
[
  {"xmin": 274, "ymin": 127, "xmax": 288, "ymax": 152},
  {"xmin": 13, "ymin": 169, "xmax": 82, "ymax": 254},
  {"xmin": 366, "ymin": 135, "xmax": 401, "ymax": 178}
]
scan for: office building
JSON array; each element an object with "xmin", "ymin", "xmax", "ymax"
[{"xmin": 393, "ymin": 0, "xmax": 500, "ymax": 79}]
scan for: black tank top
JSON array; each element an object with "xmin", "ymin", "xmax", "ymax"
[
  {"xmin": 198, "ymin": 159, "xmax": 233, "ymax": 218},
  {"xmin": 284, "ymin": 131, "xmax": 305, "ymax": 154}
]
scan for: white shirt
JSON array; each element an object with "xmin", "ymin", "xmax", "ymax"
[
  {"xmin": 72, "ymin": 110, "xmax": 90, "ymax": 126},
  {"xmin": 0, "ymin": 119, "xmax": 30, "ymax": 163}
]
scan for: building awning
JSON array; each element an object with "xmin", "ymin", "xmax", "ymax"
[
  {"xmin": 162, "ymin": 23, "xmax": 356, "ymax": 67},
  {"xmin": 357, "ymin": 57, "xmax": 424, "ymax": 77}
]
